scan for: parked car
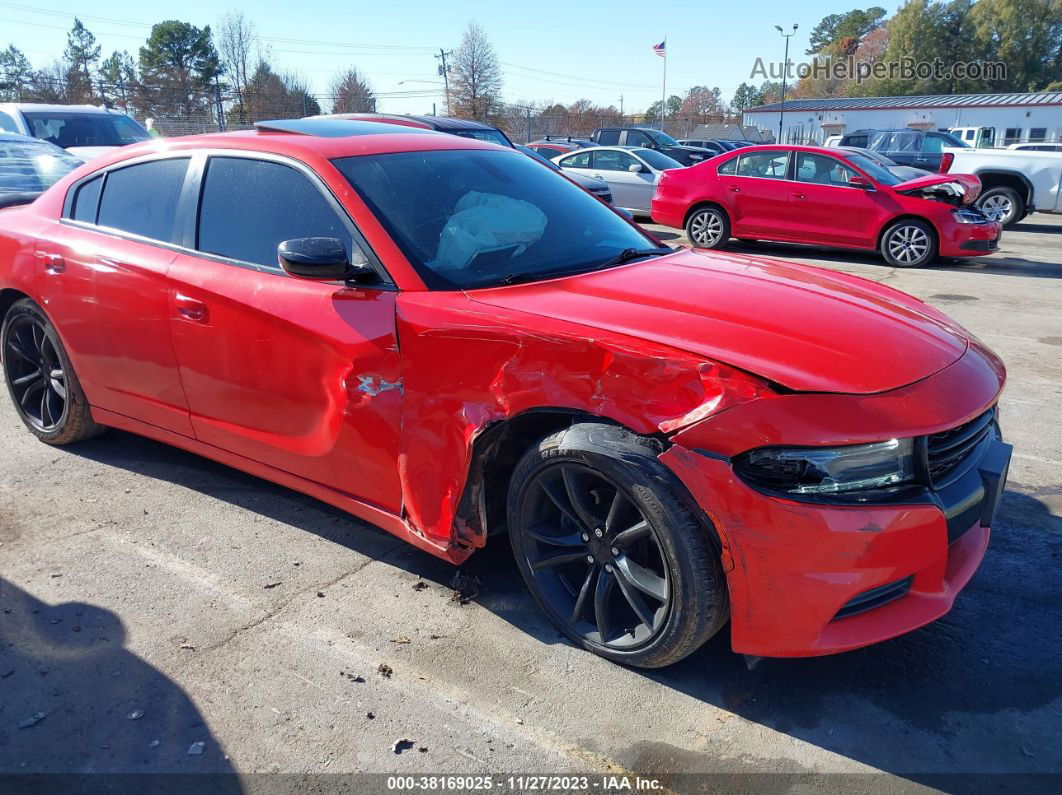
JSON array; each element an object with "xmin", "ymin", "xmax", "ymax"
[
  {"xmin": 942, "ymin": 145, "xmax": 1062, "ymax": 227},
  {"xmin": 317, "ymin": 112, "xmax": 514, "ymax": 147},
  {"xmin": 651, "ymin": 144, "xmax": 1001, "ymax": 267},
  {"xmin": 526, "ymin": 136, "xmax": 595, "ymax": 159},
  {"xmin": 590, "ymin": 127, "xmax": 710, "ymax": 166},
  {"xmin": 836, "ymin": 146, "xmax": 930, "ymax": 181},
  {"xmin": 677, "ymin": 139, "xmax": 730, "ymax": 156},
  {"xmin": 553, "ymin": 145, "xmax": 682, "ymax": 215},
  {"xmin": 823, "ymin": 134, "xmax": 842, "ymax": 147},
  {"xmin": 0, "ymin": 133, "xmax": 84, "ymax": 208},
  {"xmin": 0, "ymin": 103, "xmax": 151, "ymax": 160},
  {"xmin": 0, "ymin": 117, "xmax": 1011, "ymax": 668},
  {"xmin": 842, "ymin": 128, "xmax": 969, "ymax": 171},
  {"xmin": 515, "ymin": 144, "xmax": 613, "ymax": 204},
  {"xmin": 1007, "ymin": 142, "xmax": 1062, "ymax": 152}
]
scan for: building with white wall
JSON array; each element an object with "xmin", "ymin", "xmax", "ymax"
[{"xmin": 742, "ymin": 91, "xmax": 1062, "ymax": 146}]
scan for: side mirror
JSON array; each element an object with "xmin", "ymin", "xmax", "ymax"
[
  {"xmin": 848, "ymin": 175, "xmax": 874, "ymax": 190},
  {"xmin": 628, "ymin": 163, "xmax": 644, "ymax": 173},
  {"xmin": 278, "ymin": 237, "xmax": 374, "ymax": 283}
]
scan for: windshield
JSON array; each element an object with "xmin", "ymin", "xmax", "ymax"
[
  {"xmin": 841, "ymin": 152, "xmax": 903, "ymax": 186},
  {"xmin": 451, "ymin": 128, "xmax": 512, "ymax": 147},
  {"xmin": 0, "ymin": 137, "xmax": 82, "ymax": 193},
  {"xmin": 631, "ymin": 148, "xmax": 683, "ymax": 171},
  {"xmin": 644, "ymin": 129, "xmax": 678, "ymax": 146},
  {"xmin": 333, "ymin": 149, "xmax": 658, "ymax": 289},
  {"xmin": 23, "ymin": 111, "xmax": 150, "ymax": 149}
]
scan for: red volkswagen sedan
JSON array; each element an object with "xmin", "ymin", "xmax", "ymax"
[
  {"xmin": 651, "ymin": 145, "xmax": 1002, "ymax": 267},
  {"xmin": 0, "ymin": 120, "xmax": 1011, "ymax": 667}
]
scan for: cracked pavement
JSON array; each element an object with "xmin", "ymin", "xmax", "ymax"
[{"xmin": 1, "ymin": 215, "xmax": 1060, "ymax": 791}]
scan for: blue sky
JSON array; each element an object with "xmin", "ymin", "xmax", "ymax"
[{"xmin": 1, "ymin": 0, "xmax": 901, "ymax": 113}]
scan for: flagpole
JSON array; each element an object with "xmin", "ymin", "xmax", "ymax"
[{"xmin": 660, "ymin": 37, "xmax": 667, "ymax": 131}]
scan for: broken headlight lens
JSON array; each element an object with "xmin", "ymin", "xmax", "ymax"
[
  {"xmin": 952, "ymin": 208, "xmax": 989, "ymax": 224},
  {"xmin": 734, "ymin": 438, "xmax": 916, "ymax": 496}
]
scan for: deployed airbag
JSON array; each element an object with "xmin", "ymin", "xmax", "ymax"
[{"xmin": 436, "ymin": 191, "xmax": 547, "ymax": 273}]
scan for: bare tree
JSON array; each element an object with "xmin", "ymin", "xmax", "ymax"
[
  {"xmin": 329, "ymin": 68, "xmax": 375, "ymax": 113},
  {"xmin": 218, "ymin": 11, "xmax": 257, "ymax": 121},
  {"xmin": 449, "ymin": 22, "xmax": 502, "ymax": 120}
]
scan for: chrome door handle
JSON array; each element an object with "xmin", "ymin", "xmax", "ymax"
[{"xmin": 175, "ymin": 293, "xmax": 207, "ymax": 322}]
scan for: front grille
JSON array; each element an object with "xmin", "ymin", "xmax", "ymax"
[
  {"xmin": 926, "ymin": 407, "xmax": 995, "ymax": 487},
  {"xmin": 833, "ymin": 576, "xmax": 914, "ymax": 620}
]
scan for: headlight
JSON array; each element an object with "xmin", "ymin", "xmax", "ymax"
[
  {"xmin": 734, "ymin": 438, "xmax": 916, "ymax": 497},
  {"xmin": 952, "ymin": 208, "xmax": 988, "ymax": 224}
]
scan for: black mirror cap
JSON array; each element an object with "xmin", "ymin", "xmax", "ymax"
[{"xmin": 278, "ymin": 237, "xmax": 354, "ymax": 281}]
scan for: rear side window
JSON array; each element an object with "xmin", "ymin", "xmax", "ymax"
[
  {"xmin": 197, "ymin": 157, "xmax": 352, "ymax": 269},
  {"xmin": 596, "ymin": 130, "xmax": 620, "ymax": 146},
  {"xmin": 736, "ymin": 151, "xmax": 788, "ymax": 179},
  {"xmin": 97, "ymin": 158, "xmax": 189, "ymax": 243},
  {"xmin": 71, "ymin": 175, "xmax": 103, "ymax": 222},
  {"xmin": 717, "ymin": 157, "xmax": 738, "ymax": 175}
]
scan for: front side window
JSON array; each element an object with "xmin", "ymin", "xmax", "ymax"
[
  {"xmin": 0, "ymin": 111, "xmax": 19, "ymax": 133},
  {"xmin": 626, "ymin": 130, "xmax": 652, "ymax": 147},
  {"xmin": 593, "ymin": 150, "xmax": 637, "ymax": 171},
  {"xmin": 736, "ymin": 151, "xmax": 788, "ymax": 179},
  {"xmin": 23, "ymin": 112, "xmax": 150, "ymax": 148},
  {"xmin": 333, "ymin": 149, "xmax": 658, "ymax": 290},
  {"xmin": 643, "ymin": 129, "xmax": 678, "ymax": 147},
  {"xmin": 96, "ymin": 158, "xmax": 189, "ymax": 243},
  {"xmin": 197, "ymin": 157, "xmax": 355, "ymax": 269},
  {"xmin": 921, "ymin": 135, "xmax": 945, "ymax": 154},
  {"xmin": 795, "ymin": 153, "xmax": 857, "ymax": 187}
]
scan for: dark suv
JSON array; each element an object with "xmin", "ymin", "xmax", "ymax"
[
  {"xmin": 590, "ymin": 127, "xmax": 709, "ymax": 166},
  {"xmin": 840, "ymin": 129, "xmax": 968, "ymax": 171}
]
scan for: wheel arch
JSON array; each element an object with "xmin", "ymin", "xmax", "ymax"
[
  {"xmin": 683, "ymin": 200, "xmax": 729, "ymax": 228},
  {"xmin": 454, "ymin": 408, "xmax": 723, "ymax": 553},
  {"xmin": 973, "ymin": 169, "xmax": 1033, "ymax": 208}
]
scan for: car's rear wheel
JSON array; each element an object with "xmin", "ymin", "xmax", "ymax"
[
  {"xmin": 685, "ymin": 205, "xmax": 729, "ymax": 249},
  {"xmin": 507, "ymin": 423, "xmax": 728, "ymax": 668},
  {"xmin": 2, "ymin": 299, "xmax": 103, "ymax": 445},
  {"xmin": 880, "ymin": 219, "xmax": 937, "ymax": 268},
  {"xmin": 976, "ymin": 186, "xmax": 1023, "ymax": 228}
]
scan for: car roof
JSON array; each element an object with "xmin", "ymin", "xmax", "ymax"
[
  {"xmin": 74, "ymin": 118, "xmax": 505, "ymax": 171},
  {"xmin": 0, "ymin": 102, "xmax": 126, "ymax": 115}
]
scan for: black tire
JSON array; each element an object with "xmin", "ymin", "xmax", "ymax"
[
  {"xmin": 976, "ymin": 186, "xmax": 1024, "ymax": 228},
  {"xmin": 685, "ymin": 205, "xmax": 730, "ymax": 249},
  {"xmin": 507, "ymin": 423, "xmax": 729, "ymax": 668},
  {"xmin": 880, "ymin": 218, "xmax": 938, "ymax": 268},
  {"xmin": 2, "ymin": 298, "xmax": 104, "ymax": 445}
]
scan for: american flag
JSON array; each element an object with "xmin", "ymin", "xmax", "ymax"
[{"xmin": 652, "ymin": 40, "xmax": 666, "ymax": 57}]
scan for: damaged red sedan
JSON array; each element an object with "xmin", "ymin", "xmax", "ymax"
[
  {"xmin": 651, "ymin": 144, "xmax": 1002, "ymax": 267},
  {"xmin": 0, "ymin": 120, "xmax": 1011, "ymax": 667}
]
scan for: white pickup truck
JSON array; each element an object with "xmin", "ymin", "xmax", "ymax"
[{"xmin": 943, "ymin": 146, "xmax": 1062, "ymax": 228}]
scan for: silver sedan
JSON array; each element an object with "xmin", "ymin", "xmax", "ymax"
[{"xmin": 552, "ymin": 145, "xmax": 683, "ymax": 216}]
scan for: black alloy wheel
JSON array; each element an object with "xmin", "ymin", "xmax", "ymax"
[
  {"xmin": 517, "ymin": 461, "xmax": 671, "ymax": 650},
  {"xmin": 3, "ymin": 313, "xmax": 68, "ymax": 433}
]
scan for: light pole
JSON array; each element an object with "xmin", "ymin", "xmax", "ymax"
[{"xmin": 774, "ymin": 24, "xmax": 798, "ymax": 144}]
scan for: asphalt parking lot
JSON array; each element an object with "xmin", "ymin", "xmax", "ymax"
[{"xmin": 1, "ymin": 215, "xmax": 1060, "ymax": 791}]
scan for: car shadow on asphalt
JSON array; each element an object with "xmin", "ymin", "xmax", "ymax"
[
  {"xmin": 63, "ymin": 432, "xmax": 1062, "ymax": 787},
  {"xmin": 0, "ymin": 578, "xmax": 241, "ymax": 788},
  {"xmin": 723, "ymin": 241, "xmax": 1062, "ymax": 280}
]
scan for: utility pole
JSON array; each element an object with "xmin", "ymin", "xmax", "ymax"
[
  {"xmin": 619, "ymin": 94, "xmax": 624, "ymax": 119},
  {"xmin": 435, "ymin": 48, "xmax": 453, "ymax": 115},
  {"xmin": 774, "ymin": 24, "xmax": 798, "ymax": 144}
]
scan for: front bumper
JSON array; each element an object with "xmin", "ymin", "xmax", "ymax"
[
  {"xmin": 938, "ymin": 218, "xmax": 1002, "ymax": 257},
  {"xmin": 660, "ymin": 343, "xmax": 1009, "ymax": 657}
]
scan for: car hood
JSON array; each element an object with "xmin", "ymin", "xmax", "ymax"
[
  {"xmin": 469, "ymin": 248, "xmax": 969, "ymax": 394},
  {"xmin": 568, "ymin": 172, "xmax": 610, "ymax": 192},
  {"xmin": 893, "ymin": 173, "xmax": 981, "ymax": 204}
]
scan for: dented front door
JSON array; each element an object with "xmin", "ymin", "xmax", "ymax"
[{"xmin": 167, "ymin": 251, "xmax": 404, "ymax": 512}]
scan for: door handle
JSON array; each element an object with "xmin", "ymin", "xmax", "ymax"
[
  {"xmin": 793, "ymin": 192, "xmax": 807, "ymax": 200},
  {"xmin": 35, "ymin": 251, "xmax": 65, "ymax": 274},
  {"xmin": 728, "ymin": 186, "xmax": 741, "ymax": 193},
  {"xmin": 175, "ymin": 293, "xmax": 207, "ymax": 322}
]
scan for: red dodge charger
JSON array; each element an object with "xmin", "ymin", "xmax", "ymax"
[
  {"xmin": 0, "ymin": 120, "xmax": 1011, "ymax": 667},
  {"xmin": 651, "ymin": 144, "xmax": 1002, "ymax": 267}
]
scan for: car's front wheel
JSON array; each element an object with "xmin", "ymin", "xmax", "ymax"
[
  {"xmin": 880, "ymin": 219, "xmax": 937, "ymax": 267},
  {"xmin": 685, "ymin": 205, "xmax": 730, "ymax": 249},
  {"xmin": 507, "ymin": 423, "xmax": 728, "ymax": 668},
  {"xmin": 2, "ymin": 298, "xmax": 103, "ymax": 445}
]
